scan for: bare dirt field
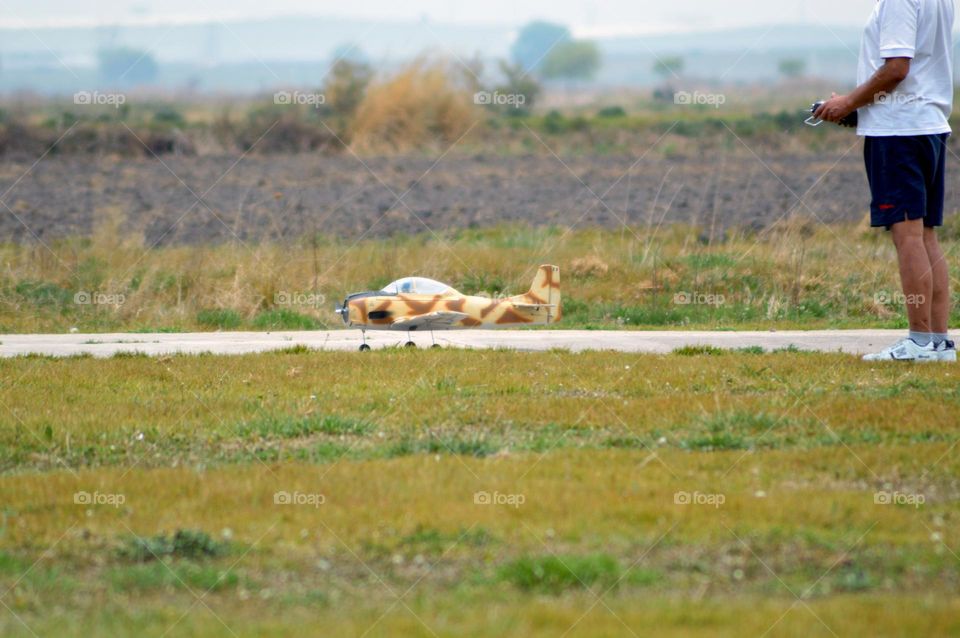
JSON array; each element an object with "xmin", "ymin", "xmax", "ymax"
[{"xmin": 0, "ymin": 150, "xmax": 894, "ymax": 244}]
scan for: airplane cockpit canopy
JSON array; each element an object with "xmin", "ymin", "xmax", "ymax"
[{"xmin": 381, "ymin": 277, "xmax": 457, "ymax": 296}]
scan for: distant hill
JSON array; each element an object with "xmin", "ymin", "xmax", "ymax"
[
  {"xmin": 0, "ymin": 18, "xmax": 940, "ymax": 93},
  {"xmin": 602, "ymin": 24, "xmax": 863, "ymax": 54},
  {"xmin": 0, "ymin": 15, "xmax": 513, "ymax": 67}
]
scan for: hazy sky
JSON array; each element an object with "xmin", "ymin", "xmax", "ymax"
[{"xmin": 4, "ymin": 0, "xmax": 878, "ymax": 34}]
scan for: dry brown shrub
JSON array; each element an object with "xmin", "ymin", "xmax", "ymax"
[
  {"xmin": 570, "ymin": 255, "xmax": 610, "ymax": 278},
  {"xmin": 349, "ymin": 60, "xmax": 477, "ymax": 152}
]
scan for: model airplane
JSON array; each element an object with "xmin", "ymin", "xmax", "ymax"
[{"xmin": 335, "ymin": 265, "xmax": 561, "ymax": 350}]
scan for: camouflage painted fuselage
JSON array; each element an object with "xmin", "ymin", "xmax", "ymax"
[{"xmin": 341, "ymin": 265, "xmax": 561, "ymax": 331}]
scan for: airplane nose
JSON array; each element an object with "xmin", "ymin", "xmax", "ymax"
[{"xmin": 335, "ymin": 300, "xmax": 350, "ymax": 324}]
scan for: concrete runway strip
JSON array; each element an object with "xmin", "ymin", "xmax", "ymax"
[{"xmin": 0, "ymin": 329, "xmax": 907, "ymax": 358}]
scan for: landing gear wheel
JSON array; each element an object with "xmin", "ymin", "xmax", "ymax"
[
  {"xmin": 359, "ymin": 344, "xmax": 371, "ymax": 352},
  {"xmin": 405, "ymin": 341, "xmax": 417, "ymax": 348},
  {"xmin": 431, "ymin": 344, "xmax": 442, "ymax": 349}
]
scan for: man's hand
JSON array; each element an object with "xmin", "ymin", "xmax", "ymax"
[
  {"xmin": 814, "ymin": 58, "xmax": 910, "ymax": 124},
  {"xmin": 814, "ymin": 93, "xmax": 856, "ymax": 123}
]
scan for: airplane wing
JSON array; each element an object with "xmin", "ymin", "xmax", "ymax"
[
  {"xmin": 512, "ymin": 303, "xmax": 557, "ymax": 311},
  {"xmin": 391, "ymin": 311, "xmax": 469, "ymax": 331}
]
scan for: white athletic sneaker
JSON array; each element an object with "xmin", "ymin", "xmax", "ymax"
[
  {"xmin": 862, "ymin": 338, "xmax": 937, "ymax": 362},
  {"xmin": 934, "ymin": 340, "xmax": 957, "ymax": 362}
]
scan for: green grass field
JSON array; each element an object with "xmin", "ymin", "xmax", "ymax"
[{"xmin": 1, "ymin": 348, "xmax": 958, "ymax": 636}]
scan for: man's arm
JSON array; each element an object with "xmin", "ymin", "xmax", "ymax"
[{"xmin": 814, "ymin": 57, "xmax": 911, "ymax": 123}]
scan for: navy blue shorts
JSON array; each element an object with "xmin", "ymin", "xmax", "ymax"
[{"xmin": 863, "ymin": 133, "xmax": 949, "ymax": 229}]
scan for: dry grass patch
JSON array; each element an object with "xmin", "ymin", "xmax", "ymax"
[{"xmin": 0, "ymin": 224, "xmax": 943, "ymax": 333}]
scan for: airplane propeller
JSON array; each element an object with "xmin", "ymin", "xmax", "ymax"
[{"xmin": 334, "ymin": 300, "xmax": 349, "ymax": 323}]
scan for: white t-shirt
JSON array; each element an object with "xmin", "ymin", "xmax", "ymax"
[{"xmin": 857, "ymin": 0, "xmax": 955, "ymax": 136}]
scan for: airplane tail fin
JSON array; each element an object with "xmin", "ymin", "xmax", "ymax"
[{"xmin": 524, "ymin": 264, "xmax": 561, "ymax": 323}]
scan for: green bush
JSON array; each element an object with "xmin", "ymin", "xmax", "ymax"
[
  {"xmin": 153, "ymin": 106, "xmax": 186, "ymax": 127},
  {"xmin": 673, "ymin": 345, "xmax": 727, "ymax": 356},
  {"xmin": 597, "ymin": 105, "xmax": 626, "ymax": 118},
  {"xmin": 238, "ymin": 414, "xmax": 372, "ymax": 439},
  {"xmin": 251, "ymin": 309, "xmax": 321, "ymax": 330},
  {"xmin": 14, "ymin": 280, "xmax": 73, "ymax": 309},
  {"xmin": 387, "ymin": 435, "xmax": 500, "ymax": 458},
  {"xmin": 196, "ymin": 308, "xmax": 243, "ymax": 329},
  {"xmin": 497, "ymin": 554, "xmax": 622, "ymax": 594},
  {"xmin": 109, "ymin": 561, "xmax": 239, "ymax": 591},
  {"xmin": 121, "ymin": 529, "xmax": 227, "ymax": 562},
  {"xmin": 543, "ymin": 110, "xmax": 568, "ymax": 134}
]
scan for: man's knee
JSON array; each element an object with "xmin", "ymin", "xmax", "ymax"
[
  {"xmin": 891, "ymin": 219, "xmax": 925, "ymax": 250},
  {"xmin": 923, "ymin": 227, "xmax": 942, "ymax": 253}
]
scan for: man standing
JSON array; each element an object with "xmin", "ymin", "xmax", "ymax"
[{"xmin": 817, "ymin": 0, "xmax": 955, "ymax": 361}]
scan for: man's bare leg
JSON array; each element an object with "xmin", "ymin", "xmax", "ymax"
[
  {"xmin": 923, "ymin": 227, "xmax": 950, "ymax": 335},
  {"xmin": 891, "ymin": 219, "xmax": 933, "ymax": 333}
]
